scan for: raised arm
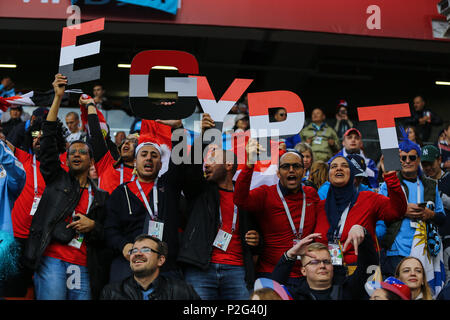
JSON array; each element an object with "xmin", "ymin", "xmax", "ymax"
[
  {"xmin": 39, "ymin": 74, "xmax": 66, "ymax": 184},
  {"xmin": 374, "ymin": 171, "xmax": 407, "ymax": 222}
]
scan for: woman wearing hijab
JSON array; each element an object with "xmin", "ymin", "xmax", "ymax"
[{"xmin": 313, "ymin": 156, "xmax": 407, "ymax": 274}]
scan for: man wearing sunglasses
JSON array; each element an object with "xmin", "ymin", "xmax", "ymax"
[
  {"xmin": 376, "ymin": 135, "xmax": 445, "ymax": 278},
  {"xmin": 100, "ymin": 234, "xmax": 199, "ymax": 300},
  {"xmin": 22, "ymin": 74, "xmax": 110, "ymax": 300},
  {"xmin": 271, "ymin": 230, "xmax": 377, "ymax": 300},
  {"xmin": 234, "ymin": 141, "xmax": 321, "ymax": 292}
]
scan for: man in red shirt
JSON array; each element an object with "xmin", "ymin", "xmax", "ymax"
[
  {"xmin": 234, "ymin": 139, "xmax": 321, "ymax": 289},
  {"xmin": 178, "ymin": 114, "xmax": 260, "ymax": 300},
  {"xmin": 23, "ymin": 74, "xmax": 109, "ymax": 300},
  {"xmin": 2, "ymin": 112, "xmax": 68, "ymax": 297}
]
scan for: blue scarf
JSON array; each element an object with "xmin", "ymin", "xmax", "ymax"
[{"xmin": 325, "ymin": 156, "xmax": 360, "ymax": 241}]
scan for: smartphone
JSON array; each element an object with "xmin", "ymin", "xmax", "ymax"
[{"xmin": 417, "ymin": 203, "xmax": 427, "ymax": 208}]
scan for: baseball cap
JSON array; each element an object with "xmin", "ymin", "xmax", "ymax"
[
  {"xmin": 366, "ymin": 277, "xmax": 411, "ymax": 300},
  {"xmin": 421, "ymin": 145, "xmax": 440, "ymax": 162},
  {"xmin": 343, "ymin": 128, "xmax": 361, "ymax": 138},
  {"xmin": 346, "ymin": 154, "xmax": 367, "ymax": 177}
]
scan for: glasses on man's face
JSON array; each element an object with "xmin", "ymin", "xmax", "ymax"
[
  {"xmin": 400, "ymin": 155, "xmax": 417, "ymax": 162},
  {"xmin": 278, "ymin": 113, "xmax": 286, "ymax": 117},
  {"xmin": 279, "ymin": 163, "xmax": 304, "ymax": 171},
  {"xmin": 68, "ymin": 148, "xmax": 89, "ymax": 156},
  {"xmin": 303, "ymin": 259, "xmax": 332, "ymax": 267},
  {"xmin": 129, "ymin": 247, "xmax": 160, "ymax": 256}
]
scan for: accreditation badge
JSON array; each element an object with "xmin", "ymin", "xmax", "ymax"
[
  {"xmin": 313, "ymin": 136, "xmax": 323, "ymax": 145},
  {"xmin": 328, "ymin": 242, "xmax": 343, "ymax": 266},
  {"xmin": 30, "ymin": 196, "xmax": 42, "ymax": 216},
  {"xmin": 68, "ymin": 233, "xmax": 84, "ymax": 249},
  {"xmin": 148, "ymin": 220, "xmax": 164, "ymax": 241},
  {"xmin": 213, "ymin": 229, "xmax": 232, "ymax": 252}
]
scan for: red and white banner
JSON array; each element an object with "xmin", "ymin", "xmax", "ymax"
[{"xmin": 0, "ymin": 0, "xmax": 446, "ymax": 42}]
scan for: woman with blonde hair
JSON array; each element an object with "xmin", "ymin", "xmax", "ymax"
[
  {"xmin": 306, "ymin": 160, "xmax": 328, "ymax": 190},
  {"xmin": 394, "ymin": 256, "xmax": 433, "ymax": 300}
]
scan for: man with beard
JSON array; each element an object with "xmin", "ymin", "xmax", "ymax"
[
  {"xmin": 234, "ymin": 142, "xmax": 321, "ymax": 291},
  {"xmin": 80, "ymin": 96, "xmax": 137, "ymax": 194},
  {"xmin": 100, "ymin": 234, "xmax": 199, "ymax": 300},
  {"xmin": 23, "ymin": 74, "xmax": 110, "ymax": 300}
]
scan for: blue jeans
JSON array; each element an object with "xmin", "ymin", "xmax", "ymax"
[
  {"xmin": 34, "ymin": 256, "xmax": 91, "ymax": 300},
  {"xmin": 184, "ymin": 263, "xmax": 249, "ymax": 300}
]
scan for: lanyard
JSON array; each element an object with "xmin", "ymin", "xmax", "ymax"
[
  {"xmin": 276, "ymin": 184, "xmax": 307, "ymax": 239},
  {"xmin": 333, "ymin": 203, "xmax": 351, "ymax": 241},
  {"xmin": 32, "ymin": 155, "xmax": 38, "ymax": 196},
  {"xmin": 118, "ymin": 164, "xmax": 136, "ymax": 184},
  {"xmin": 312, "ymin": 124, "xmax": 327, "ymax": 137},
  {"xmin": 136, "ymin": 178, "xmax": 159, "ymax": 220},
  {"xmin": 219, "ymin": 204, "xmax": 238, "ymax": 234}
]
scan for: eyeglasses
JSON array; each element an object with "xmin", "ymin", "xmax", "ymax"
[
  {"xmin": 128, "ymin": 247, "xmax": 161, "ymax": 256},
  {"xmin": 278, "ymin": 113, "xmax": 286, "ymax": 117},
  {"xmin": 31, "ymin": 130, "xmax": 42, "ymax": 138},
  {"xmin": 400, "ymin": 155, "xmax": 418, "ymax": 162},
  {"xmin": 279, "ymin": 163, "xmax": 304, "ymax": 170},
  {"xmin": 68, "ymin": 148, "xmax": 89, "ymax": 156},
  {"xmin": 303, "ymin": 259, "xmax": 332, "ymax": 267}
]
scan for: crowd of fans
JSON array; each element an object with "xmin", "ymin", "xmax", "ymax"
[{"xmin": 0, "ymin": 73, "xmax": 449, "ymax": 301}]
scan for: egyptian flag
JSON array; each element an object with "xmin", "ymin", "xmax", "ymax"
[
  {"xmin": 0, "ymin": 91, "xmax": 36, "ymax": 111},
  {"xmin": 231, "ymin": 131, "xmax": 282, "ymax": 189},
  {"xmin": 79, "ymin": 94, "xmax": 109, "ymax": 138},
  {"xmin": 140, "ymin": 120, "xmax": 173, "ymax": 177}
]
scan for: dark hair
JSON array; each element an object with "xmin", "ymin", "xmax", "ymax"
[
  {"xmin": 67, "ymin": 140, "xmax": 94, "ymax": 159},
  {"xmin": 384, "ymin": 289, "xmax": 403, "ymax": 301},
  {"xmin": 133, "ymin": 234, "xmax": 168, "ymax": 257}
]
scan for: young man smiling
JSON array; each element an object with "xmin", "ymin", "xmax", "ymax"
[{"xmin": 100, "ymin": 234, "xmax": 199, "ymax": 300}]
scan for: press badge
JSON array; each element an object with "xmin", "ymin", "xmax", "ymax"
[
  {"xmin": 313, "ymin": 136, "xmax": 323, "ymax": 145},
  {"xmin": 213, "ymin": 229, "xmax": 232, "ymax": 252},
  {"xmin": 68, "ymin": 233, "xmax": 84, "ymax": 249},
  {"xmin": 148, "ymin": 220, "xmax": 164, "ymax": 241},
  {"xmin": 328, "ymin": 243, "xmax": 343, "ymax": 266},
  {"xmin": 30, "ymin": 196, "xmax": 41, "ymax": 216}
]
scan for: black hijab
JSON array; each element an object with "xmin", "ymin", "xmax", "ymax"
[{"xmin": 325, "ymin": 156, "xmax": 360, "ymax": 241}]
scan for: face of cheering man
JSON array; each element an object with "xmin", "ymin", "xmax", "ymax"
[
  {"xmin": 204, "ymin": 147, "xmax": 236, "ymax": 184},
  {"xmin": 120, "ymin": 135, "xmax": 138, "ymax": 163},
  {"xmin": 31, "ymin": 130, "xmax": 42, "ymax": 155},
  {"xmin": 67, "ymin": 142, "xmax": 94, "ymax": 177},
  {"xmin": 135, "ymin": 145, "xmax": 162, "ymax": 182},
  {"xmin": 329, "ymin": 156, "xmax": 351, "ymax": 187},
  {"xmin": 277, "ymin": 152, "xmax": 304, "ymax": 193}
]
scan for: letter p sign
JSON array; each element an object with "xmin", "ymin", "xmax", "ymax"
[{"xmin": 129, "ymin": 50, "xmax": 199, "ymax": 120}]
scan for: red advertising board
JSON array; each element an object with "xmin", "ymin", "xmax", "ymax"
[{"xmin": 0, "ymin": 0, "xmax": 445, "ymax": 41}]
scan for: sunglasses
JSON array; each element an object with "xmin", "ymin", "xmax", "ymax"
[
  {"xmin": 400, "ymin": 155, "xmax": 418, "ymax": 162},
  {"xmin": 279, "ymin": 163, "xmax": 304, "ymax": 170},
  {"xmin": 128, "ymin": 247, "xmax": 161, "ymax": 256},
  {"xmin": 68, "ymin": 148, "xmax": 89, "ymax": 156},
  {"xmin": 303, "ymin": 259, "xmax": 332, "ymax": 267}
]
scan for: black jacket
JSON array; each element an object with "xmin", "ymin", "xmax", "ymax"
[
  {"xmin": 177, "ymin": 180, "xmax": 260, "ymax": 289},
  {"xmin": 23, "ymin": 120, "xmax": 110, "ymax": 299},
  {"xmin": 100, "ymin": 275, "xmax": 200, "ymax": 300},
  {"xmin": 271, "ymin": 231, "xmax": 378, "ymax": 300},
  {"xmin": 104, "ymin": 131, "xmax": 202, "ymax": 273}
]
